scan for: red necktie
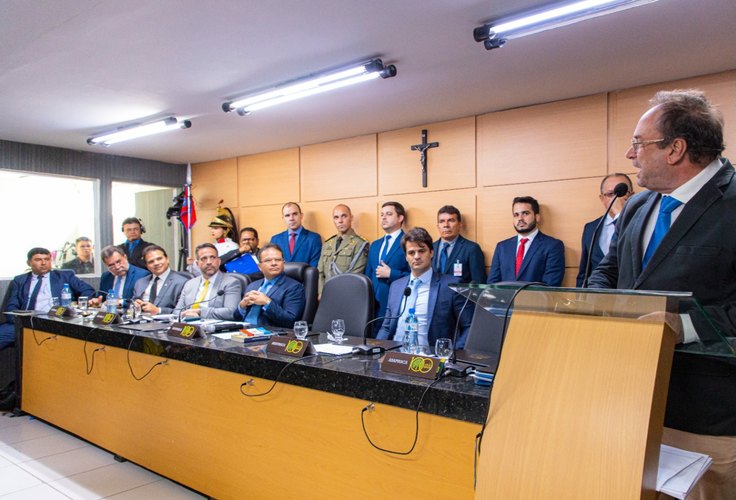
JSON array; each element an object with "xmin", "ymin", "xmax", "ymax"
[
  {"xmin": 289, "ymin": 232, "xmax": 296, "ymax": 254},
  {"xmin": 515, "ymin": 238, "xmax": 529, "ymax": 277}
]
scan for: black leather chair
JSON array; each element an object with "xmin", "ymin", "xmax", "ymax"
[
  {"xmin": 283, "ymin": 263, "xmax": 319, "ymax": 324},
  {"xmin": 227, "ymin": 273, "xmax": 251, "ymax": 295},
  {"xmin": 312, "ymin": 273, "xmax": 373, "ymax": 337},
  {"xmin": 176, "ymin": 270, "xmax": 195, "ymax": 280}
]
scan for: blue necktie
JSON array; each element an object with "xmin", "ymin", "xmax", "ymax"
[
  {"xmin": 379, "ymin": 235, "xmax": 392, "ymax": 262},
  {"xmin": 244, "ymin": 281, "xmax": 273, "ymax": 325},
  {"xmin": 439, "ymin": 243, "xmax": 449, "ymax": 272},
  {"xmin": 27, "ymin": 275, "xmax": 44, "ymax": 310},
  {"xmin": 642, "ymin": 196, "xmax": 683, "ymax": 268}
]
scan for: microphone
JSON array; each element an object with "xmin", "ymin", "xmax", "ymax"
[
  {"xmin": 177, "ymin": 290, "xmax": 225, "ymax": 322},
  {"xmin": 444, "ymin": 281, "xmax": 478, "ymax": 377},
  {"xmin": 581, "ymin": 182, "xmax": 629, "ymax": 288},
  {"xmin": 353, "ymin": 286, "xmax": 412, "ymax": 356}
]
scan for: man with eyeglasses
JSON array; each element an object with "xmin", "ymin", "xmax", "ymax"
[
  {"xmin": 575, "ymin": 173, "xmax": 634, "ymax": 286},
  {"xmin": 234, "ymin": 244, "xmax": 305, "ymax": 328},
  {"xmin": 221, "ymin": 227, "xmax": 262, "ymax": 275},
  {"xmin": 88, "ymin": 246, "xmax": 149, "ymax": 308},
  {"xmin": 587, "ymin": 90, "xmax": 736, "ymax": 499}
]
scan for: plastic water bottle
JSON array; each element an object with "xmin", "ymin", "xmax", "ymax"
[
  {"xmin": 107, "ymin": 289, "xmax": 118, "ymax": 313},
  {"xmin": 60, "ymin": 283, "xmax": 72, "ymax": 307},
  {"xmin": 403, "ymin": 308, "xmax": 419, "ymax": 354}
]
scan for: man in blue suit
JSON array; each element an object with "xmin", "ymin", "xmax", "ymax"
[
  {"xmin": 377, "ymin": 228, "xmax": 473, "ymax": 348},
  {"xmin": 235, "ymin": 244, "xmax": 305, "ymax": 328},
  {"xmin": 89, "ymin": 245, "xmax": 149, "ymax": 308},
  {"xmin": 365, "ymin": 201, "xmax": 410, "ymax": 331},
  {"xmin": 576, "ymin": 173, "xmax": 633, "ymax": 287},
  {"xmin": 269, "ymin": 202, "xmax": 322, "ymax": 268},
  {"xmin": 433, "ymin": 205, "xmax": 486, "ymax": 284},
  {"xmin": 487, "ymin": 196, "xmax": 565, "ymax": 286},
  {"xmin": 1, "ymin": 247, "xmax": 95, "ymax": 348}
]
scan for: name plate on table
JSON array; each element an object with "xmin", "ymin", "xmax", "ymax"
[
  {"xmin": 167, "ymin": 322, "xmax": 202, "ymax": 339},
  {"xmin": 48, "ymin": 306, "xmax": 76, "ymax": 318},
  {"xmin": 380, "ymin": 352, "xmax": 443, "ymax": 380},
  {"xmin": 93, "ymin": 311, "xmax": 122, "ymax": 325},
  {"xmin": 267, "ymin": 337, "xmax": 315, "ymax": 357}
]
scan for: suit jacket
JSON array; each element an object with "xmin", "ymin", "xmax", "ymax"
[
  {"xmin": 234, "ymin": 274, "xmax": 305, "ymax": 328},
  {"xmin": 376, "ymin": 272, "xmax": 474, "ymax": 348},
  {"xmin": 432, "ymin": 235, "xmax": 486, "ymax": 284},
  {"xmin": 119, "ymin": 238, "xmax": 151, "ymax": 270},
  {"xmin": 270, "ymin": 228, "xmax": 322, "ymax": 268},
  {"xmin": 4, "ymin": 269, "xmax": 96, "ymax": 318},
  {"xmin": 576, "ymin": 217, "xmax": 607, "ymax": 287},
  {"xmin": 173, "ymin": 272, "xmax": 243, "ymax": 320},
  {"xmin": 99, "ymin": 265, "xmax": 150, "ymax": 301},
  {"xmin": 365, "ymin": 231, "xmax": 411, "ymax": 325},
  {"xmin": 132, "ymin": 270, "xmax": 189, "ymax": 314},
  {"xmin": 588, "ymin": 159, "xmax": 736, "ymax": 435},
  {"xmin": 488, "ymin": 231, "xmax": 565, "ymax": 286}
]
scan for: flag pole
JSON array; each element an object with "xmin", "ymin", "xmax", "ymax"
[{"xmin": 186, "ymin": 163, "xmax": 193, "ymax": 262}]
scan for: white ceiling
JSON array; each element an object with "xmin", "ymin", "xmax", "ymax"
[{"xmin": 1, "ymin": 0, "xmax": 735, "ymax": 165}]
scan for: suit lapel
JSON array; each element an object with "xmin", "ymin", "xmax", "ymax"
[
  {"xmin": 292, "ymin": 229, "xmax": 307, "ymax": 258},
  {"xmin": 425, "ymin": 273, "xmax": 440, "ymax": 332},
  {"xmin": 517, "ymin": 234, "xmax": 541, "ymax": 278},
  {"xmin": 384, "ymin": 230, "xmax": 404, "ymax": 264},
  {"xmin": 446, "ymin": 237, "xmax": 464, "ymax": 273},
  {"xmin": 629, "ymin": 193, "xmax": 658, "ymax": 283},
  {"xmin": 154, "ymin": 274, "xmax": 172, "ymax": 306}
]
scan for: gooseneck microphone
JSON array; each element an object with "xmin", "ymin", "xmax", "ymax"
[
  {"xmin": 177, "ymin": 290, "xmax": 225, "ymax": 322},
  {"xmin": 354, "ymin": 286, "xmax": 412, "ymax": 356},
  {"xmin": 581, "ymin": 182, "xmax": 629, "ymax": 288},
  {"xmin": 444, "ymin": 281, "xmax": 478, "ymax": 377}
]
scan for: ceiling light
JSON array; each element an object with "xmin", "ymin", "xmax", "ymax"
[
  {"xmin": 87, "ymin": 117, "xmax": 192, "ymax": 146},
  {"xmin": 474, "ymin": 0, "xmax": 659, "ymax": 50},
  {"xmin": 222, "ymin": 58, "xmax": 397, "ymax": 115}
]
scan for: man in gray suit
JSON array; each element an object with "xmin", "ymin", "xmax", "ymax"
[
  {"xmin": 173, "ymin": 243, "xmax": 243, "ymax": 320},
  {"xmin": 133, "ymin": 245, "xmax": 188, "ymax": 315},
  {"xmin": 588, "ymin": 90, "xmax": 736, "ymax": 499}
]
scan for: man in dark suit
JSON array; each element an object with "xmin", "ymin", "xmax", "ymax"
[
  {"xmin": 270, "ymin": 202, "xmax": 322, "ymax": 268},
  {"xmin": 377, "ymin": 228, "xmax": 473, "ymax": 348},
  {"xmin": 587, "ymin": 90, "xmax": 736, "ymax": 498},
  {"xmin": 61, "ymin": 236, "xmax": 95, "ymax": 274},
  {"xmin": 1, "ymin": 247, "xmax": 95, "ymax": 348},
  {"xmin": 234, "ymin": 244, "xmax": 305, "ymax": 328},
  {"xmin": 89, "ymin": 245, "xmax": 150, "ymax": 308},
  {"xmin": 118, "ymin": 217, "xmax": 152, "ymax": 270},
  {"xmin": 433, "ymin": 205, "xmax": 486, "ymax": 284},
  {"xmin": 132, "ymin": 245, "xmax": 188, "ymax": 315},
  {"xmin": 365, "ymin": 201, "xmax": 411, "ymax": 329},
  {"xmin": 487, "ymin": 196, "xmax": 565, "ymax": 286},
  {"xmin": 576, "ymin": 174, "xmax": 634, "ymax": 287}
]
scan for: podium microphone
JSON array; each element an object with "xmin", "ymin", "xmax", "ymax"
[
  {"xmin": 177, "ymin": 290, "xmax": 225, "ymax": 322},
  {"xmin": 354, "ymin": 287, "xmax": 412, "ymax": 356},
  {"xmin": 444, "ymin": 281, "xmax": 478, "ymax": 377},
  {"xmin": 581, "ymin": 182, "xmax": 629, "ymax": 288}
]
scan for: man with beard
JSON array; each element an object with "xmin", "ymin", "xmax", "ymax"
[{"xmin": 487, "ymin": 196, "xmax": 565, "ymax": 286}]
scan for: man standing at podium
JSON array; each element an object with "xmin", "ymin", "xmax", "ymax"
[{"xmin": 588, "ymin": 90, "xmax": 736, "ymax": 499}]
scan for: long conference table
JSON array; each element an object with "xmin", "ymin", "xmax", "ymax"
[{"xmin": 15, "ymin": 315, "xmax": 488, "ymax": 499}]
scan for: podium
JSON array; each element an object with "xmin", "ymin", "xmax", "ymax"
[{"xmin": 451, "ymin": 284, "xmax": 735, "ymax": 500}]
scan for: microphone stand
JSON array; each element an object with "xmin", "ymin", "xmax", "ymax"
[
  {"xmin": 177, "ymin": 290, "xmax": 225, "ymax": 322},
  {"xmin": 443, "ymin": 282, "xmax": 477, "ymax": 377},
  {"xmin": 353, "ymin": 287, "xmax": 412, "ymax": 356}
]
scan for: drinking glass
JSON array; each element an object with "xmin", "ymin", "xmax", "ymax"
[
  {"xmin": 435, "ymin": 338, "xmax": 453, "ymax": 360},
  {"xmin": 78, "ymin": 296, "xmax": 89, "ymax": 312},
  {"xmin": 331, "ymin": 319, "xmax": 346, "ymax": 343},
  {"xmin": 293, "ymin": 321, "xmax": 308, "ymax": 340}
]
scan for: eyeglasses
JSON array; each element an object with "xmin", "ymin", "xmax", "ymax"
[
  {"xmin": 630, "ymin": 138, "xmax": 665, "ymax": 153},
  {"xmin": 261, "ymin": 258, "xmax": 284, "ymax": 264}
]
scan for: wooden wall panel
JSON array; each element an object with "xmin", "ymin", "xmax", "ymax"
[
  {"xmin": 478, "ymin": 94, "xmax": 607, "ymax": 186},
  {"xmin": 301, "ymin": 199, "xmax": 378, "ymax": 243},
  {"xmin": 191, "ymin": 158, "xmax": 238, "ymax": 209},
  {"xmin": 191, "ymin": 208, "xmax": 217, "ymax": 250},
  {"xmin": 237, "ymin": 149, "xmax": 299, "ymax": 207},
  {"xmin": 378, "ymin": 117, "xmax": 476, "ymax": 195},
  {"xmin": 239, "ymin": 205, "xmax": 290, "ymax": 245},
  {"xmin": 301, "ymin": 135, "xmax": 377, "ymax": 201}
]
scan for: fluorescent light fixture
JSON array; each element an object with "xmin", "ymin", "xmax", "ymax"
[
  {"xmin": 222, "ymin": 58, "xmax": 397, "ymax": 115},
  {"xmin": 87, "ymin": 117, "xmax": 192, "ymax": 146},
  {"xmin": 474, "ymin": 0, "xmax": 658, "ymax": 49}
]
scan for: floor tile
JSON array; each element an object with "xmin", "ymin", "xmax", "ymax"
[
  {"xmin": 48, "ymin": 462, "xmax": 161, "ymax": 500},
  {"xmin": 0, "ymin": 464, "xmax": 43, "ymax": 496},
  {"xmin": 0, "ymin": 417, "xmax": 57, "ymax": 445},
  {"xmin": 17, "ymin": 445, "xmax": 117, "ymax": 482},
  {"xmin": 0, "ymin": 483, "xmax": 71, "ymax": 499},
  {"xmin": 105, "ymin": 479, "xmax": 206, "ymax": 499},
  {"xmin": 0, "ymin": 433, "xmax": 89, "ymax": 464},
  {"xmin": 0, "ymin": 414, "xmax": 26, "ymax": 430}
]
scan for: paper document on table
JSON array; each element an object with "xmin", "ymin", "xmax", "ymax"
[
  {"xmin": 657, "ymin": 444, "xmax": 712, "ymax": 499},
  {"xmin": 314, "ymin": 343, "xmax": 354, "ymax": 355}
]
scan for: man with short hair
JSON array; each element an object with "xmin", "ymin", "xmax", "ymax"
[
  {"xmin": 119, "ymin": 217, "xmax": 152, "ymax": 270},
  {"xmin": 270, "ymin": 202, "xmax": 322, "ymax": 268},
  {"xmin": 89, "ymin": 246, "xmax": 149, "ymax": 307},
  {"xmin": 62, "ymin": 236, "xmax": 95, "ymax": 274},
  {"xmin": 588, "ymin": 90, "xmax": 736, "ymax": 498},
  {"xmin": 365, "ymin": 201, "xmax": 411, "ymax": 326},
  {"xmin": 234, "ymin": 244, "xmax": 305, "ymax": 328},
  {"xmin": 317, "ymin": 204, "xmax": 369, "ymax": 294},
  {"xmin": 433, "ymin": 205, "xmax": 486, "ymax": 284},
  {"xmin": 487, "ymin": 196, "xmax": 565, "ymax": 286},
  {"xmin": 1, "ymin": 248, "xmax": 95, "ymax": 348},
  {"xmin": 376, "ymin": 228, "xmax": 474, "ymax": 348},
  {"xmin": 133, "ymin": 245, "xmax": 188, "ymax": 315},
  {"xmin": 576, "ymin": 174, "xmax": 634, "ymax": 286},
  {"xmin": 173, "ymin": 243, "xmax": 243, "ymax": 319},
  {"xmin": 221, "ymin": 227, "xmax": 261, "ymax": 274}
]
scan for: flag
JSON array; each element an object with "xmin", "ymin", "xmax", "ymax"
[{"xmin": 180, "ymin": 184, "xmax": 197, "ymax": 230}]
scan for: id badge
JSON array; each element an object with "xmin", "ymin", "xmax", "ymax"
[{"xmin": 453, "ymin": 261, "xmax": 462, "ymax": 277}]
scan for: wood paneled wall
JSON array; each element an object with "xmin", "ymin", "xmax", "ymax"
[{"xmin": 192, "ymin": 70, "xmax": 736, "ymax": 286}]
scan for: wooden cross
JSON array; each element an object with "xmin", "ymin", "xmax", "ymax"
[{"xmin": 410, "ymin": 129, "xmax": 439, "ymax": 188}]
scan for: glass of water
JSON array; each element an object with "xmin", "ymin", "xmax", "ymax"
[
  {"xmin": 435, "ymin": 338, "xmax": 453, "ymax": 360},
  {"xmin": 331, "ymin": 319, "xmax": 346, "ymax": 343},
  {"xmin": 78, "ymin": 296, "xmax": 89, "ymax": 312},
  {"xmin": 293, "ymin": 321, "xmax": 308, "ymax": 340}
]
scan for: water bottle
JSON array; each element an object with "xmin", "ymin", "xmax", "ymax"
[
  {"xmin": 403, "ymin": 308, "xmax": 419, "ymax": 354},
  {"xmin": 107, "ymin": 289, "xmax": 118, "ymax": 313},
  {"xmin": 60, "ymin": 283, "xmax": 72, "ymax": 307}
]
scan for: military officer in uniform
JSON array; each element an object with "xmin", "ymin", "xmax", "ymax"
[{"xmin": 317, "ymin": 204, "xmax": 369, "ymax": 295}]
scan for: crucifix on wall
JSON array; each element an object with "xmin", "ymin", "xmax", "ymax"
[{"xmin": 410, "ymin": 129, "xmax": 439, "ymax": 188}]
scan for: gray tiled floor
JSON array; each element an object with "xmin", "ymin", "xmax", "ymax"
[{"xmin": 0, "ymin": 412, "xmax": 205, "ymax": 499}]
